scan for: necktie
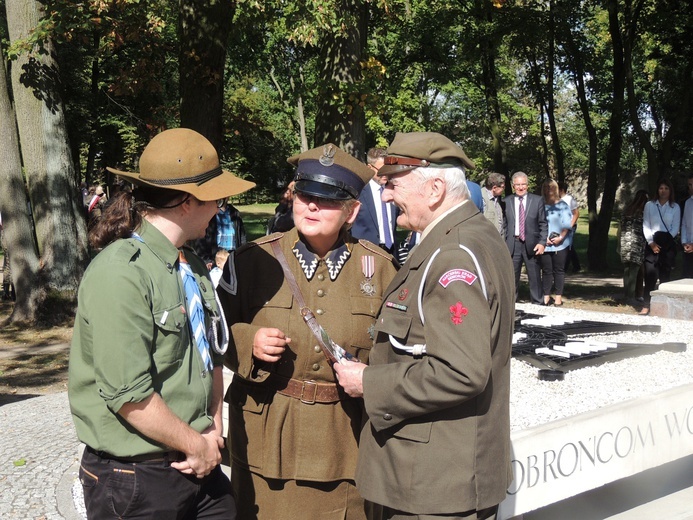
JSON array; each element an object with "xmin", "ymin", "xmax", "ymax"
[
  {"xmin": 518, "ymin": 197, "xmax": 526, "ymax": 241},
  {"xmin": 178, "ymin": 251, "xmax": 213, "ymax": 372},
  {"xmin": 380, "ymin": 186, "xmax": 393, "ymax": 249}
]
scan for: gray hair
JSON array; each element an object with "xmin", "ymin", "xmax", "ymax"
[
  {"xmin": 485, "ymin": 172, "xmax": 506, "ymax": 189},
  {"xmin": 413, "ymin": 166, "xmax": 469, "ymax": 202},
  {"xmin": 511, "ymin": 171, "xmax": 528, "ymax": 184}
]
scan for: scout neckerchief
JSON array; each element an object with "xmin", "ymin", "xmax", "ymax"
[
  {"xmin": 131, "ymin": 232, "xmax": 228, "ymax": 372},
  {"xmin": 179, "ymin": 250, "xmax": 213, "ymax": 373}
]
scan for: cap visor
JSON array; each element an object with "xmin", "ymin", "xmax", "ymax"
[{"xmin": 378, "ymin": 164, "xmax": 418, "ymax": 176}]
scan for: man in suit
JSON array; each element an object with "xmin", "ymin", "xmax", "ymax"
[
  {"xmin": 351, "ymin": 147, "xmax": 399, "ymax": 253},
  {"xmin": 335, "ymin": 131, "xmax": 514, "ymax": 520},
  {"xmin": 504, "ymin": 171, "xmax": 547, "ymax": 305}
]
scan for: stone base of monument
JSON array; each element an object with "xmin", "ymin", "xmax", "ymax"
[
  {"xmin": 498, "ymin": 383, "xmax": 693, "ymax": 519},
  {"xmin": 650, "ymin": 279, "xmax": 693, "ymax": 320}
]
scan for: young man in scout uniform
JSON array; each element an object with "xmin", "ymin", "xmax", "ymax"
[
  {"xmin": 335, "ymin": 132, "xmax": 515, "ymax": 519},
  {"xmin": 68, "ymin": 128, "xmax": 254, "ymax": 518}
]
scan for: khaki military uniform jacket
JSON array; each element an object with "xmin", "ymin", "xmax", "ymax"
[
  {"xmin": 217, "ymin": 228, "xmax": 397, "ymax": 481},
  {"xmin": 356, "ymin": 202, "xmax": 515, "ymax": 514}
]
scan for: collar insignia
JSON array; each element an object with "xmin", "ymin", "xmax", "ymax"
[{"xmin": 292, "ymin": 239, "xmax": 351, "ymax": 281}]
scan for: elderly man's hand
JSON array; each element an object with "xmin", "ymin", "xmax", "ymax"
[{"xmin": 334, "ymin": 360, "xmax": 366, "ymax": 398}]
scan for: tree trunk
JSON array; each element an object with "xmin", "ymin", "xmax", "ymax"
[
  {"xmin": 478, "ymin": 0, "xmax": 508, "ymax": 180},
  {"xmin": 7, "ymin": 0, "xmax": 89, "ymax": 302},
  {"xmin": 0, "ymin": 44, "xmax": 42, "ymax": 323},
  {"xmin": 565, "ymin": 29, "xmax": 599, "ymax": 233},
  {"xmin": 527, "ymin": 54, "xmax": 551, "ymax": 179},
  {"xmin": 622, "ymin": 0, "xmax": 659, "ymax": 191},
  {"xmin": 179, "ymin": 0, "xmax": 235, "ymax": 152},
  {"xmin": 588, "ymin": 0, "xmax": 626, "ymax": 272},
  {"xmin": 546, "ymin": 0, "xmax": 565, "ymax": 184},
  {"xmin": 482, "ymin": 51, "xmax": 507, "ymax": 179},
  {"xmin": 314, "ymin": 0, "xmax": 367, "ymax": 159}
]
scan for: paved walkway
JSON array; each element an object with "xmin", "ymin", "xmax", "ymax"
[{"xmin": 0, "ymin": 392, "xmax": 81, "ymax": 520}]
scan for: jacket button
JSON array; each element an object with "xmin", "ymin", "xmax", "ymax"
[
  {"xmin": 312, "ymin": 363, "xmax": 320, "ymax": 371},
  {"xmin": 317, "ymin": 274, "xmax": 325, "ymax": 281},
  {"xmin": 383, "ymin": 413, "xmax": 392, "ymax": 421},
  {"xmin": 316, "ymin": 289, "xmax": 325, "ymax": 297},
  {"xmin": 316, "ymin": 309, "xmax": 324, "ymax": 315},
  {"xmin": 166, "ymin": 263, "xmax": 173, "ymax": 269},
  {"xmin": 314, "ymin": 345, "xmax": 321, "ymax": 353}
]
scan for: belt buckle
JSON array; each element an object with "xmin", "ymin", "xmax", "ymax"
[{"xmin": 300, "ymin": 380, "xmax": 318, "ymax": 404}]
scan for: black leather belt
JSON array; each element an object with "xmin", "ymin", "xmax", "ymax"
[{"xmin": 86, "ymin": 445, "xmax": 184, "ymax": 464}]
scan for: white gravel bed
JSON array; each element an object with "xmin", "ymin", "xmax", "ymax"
[{"xmin": 510, "ymin": 303, "xmax": 692, "ymax": 431}]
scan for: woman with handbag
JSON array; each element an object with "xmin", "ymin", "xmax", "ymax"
[
  {"xmin": 540, "ymin": 179, "xmax": 573, "ymax": 306},
  {"xmin": 642, "ymin": 178, "xmax": 681, "ymax": 315},
  {"xmin": 217, "ymin": 144, "xmax": 398, "ymax": 519}
]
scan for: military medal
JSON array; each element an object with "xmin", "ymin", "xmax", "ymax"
[{"xmin": 360, "ymin": 255, "xmax": 376, "ymax": 296}]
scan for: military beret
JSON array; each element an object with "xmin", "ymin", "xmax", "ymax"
[
  {"xmin": 287, "ymin": 144, "xmax": 373, "ymax": 200},
  {"xmin": 379, "ymin": 132, "xmax": 475, "ymax": 176}
]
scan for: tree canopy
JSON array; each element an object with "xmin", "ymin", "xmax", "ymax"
[{"xmin": 1, "ymin": 0, "xmax": 692, "ymax": 322}]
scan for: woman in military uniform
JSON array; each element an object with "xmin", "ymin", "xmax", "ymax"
[{"xmin": 217, "ymin": 144, "xmax": 398, "ymax": 520}]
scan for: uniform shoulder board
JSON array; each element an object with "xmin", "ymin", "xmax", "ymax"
[
  {"xmin": 358, "ymin": 239, "xmax": 394, "ymax": 261},
  {"xmin": 232, "ymin": 232, "xmax": 283, "ymax": 258}
]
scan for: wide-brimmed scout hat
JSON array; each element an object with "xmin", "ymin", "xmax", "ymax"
[
  {"xmin": 106, "ymin": 128, "xmax": 255, "ymax": 201},
  {"xmin": 379, "ymin": 132, "xmax": 475, "ymax": 176},
  {"xmin": 287, "ymin": 144, "xmax": 373, "ymax": 200}
]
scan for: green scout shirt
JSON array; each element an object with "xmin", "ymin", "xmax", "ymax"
[{"xmin": 68, "ymin": 219, "xmax": 223, "ymax": 457}]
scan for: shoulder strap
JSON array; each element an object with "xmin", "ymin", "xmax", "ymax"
[
  {"xmin": 269, "ymin": 241, "xmax": 338, "ymax": 364},
  {"xmin": 656, "ymin": 204, "xmax": 671, "ymax": 234}
]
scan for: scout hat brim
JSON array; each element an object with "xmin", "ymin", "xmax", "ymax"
[{"xmin": 107, "ymin": 128, "xmax": 255, "ymax": 201}]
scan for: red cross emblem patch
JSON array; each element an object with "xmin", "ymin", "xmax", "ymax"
[{"xmin": 449, "ymin": 301, "xmax": 468, "ymax": 325}]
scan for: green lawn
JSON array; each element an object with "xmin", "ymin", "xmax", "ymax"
[
  {"xmin": 237, "ymin": 203, "xmax": 276, "ymax": 241},
  {"xmin": 571, "ymin": 215, "xmax": 622, "ymax": 277}
]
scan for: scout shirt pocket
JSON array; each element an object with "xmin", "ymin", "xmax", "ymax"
[
  {"xmin": 349, "ymin": 295, "xmax": 380, "ymax": 361},
  {"xmin": 151, "ymin": 303, "xmax": 187, "ymax": 366}
]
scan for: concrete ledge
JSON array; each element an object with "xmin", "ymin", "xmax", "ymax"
[
  {"xmin": 498, "ymin": 383, "xmax": 693, "ymax": 519},
  {"xmin": 650, "ymin": 279, "xmax": 693, "ymax": 320}
]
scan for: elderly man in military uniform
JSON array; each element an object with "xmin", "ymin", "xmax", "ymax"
[
  {"xmin": 217, "ymin": 144, "xmax": 398, "ymax": 519},
  {"xmin": 335, "ymin": 132, "xmax": 515, "ymax": 520}
]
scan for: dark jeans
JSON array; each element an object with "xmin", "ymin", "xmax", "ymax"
[
  {"xmin": 541, "ymin": 248, "xmax": 569, "ymax": 296},
  {"xmin": 79, "ymin": 447, "xmax": 235, "ymax": 519},
  {"xmin": 643, "ymin": 246, "xmax": 676, "ymax": 303},
  {"xmin": 683, "ymin": 251, "xmax": 693, "ymax": 279}
]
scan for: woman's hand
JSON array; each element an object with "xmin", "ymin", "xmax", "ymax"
[
  {"xmin": 649, "ymin": 242, "xmax": 661, "ymax": 254},
  {"xmin": 252, "ymin": 328, "xmax": 290, "ymax": 362}
]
